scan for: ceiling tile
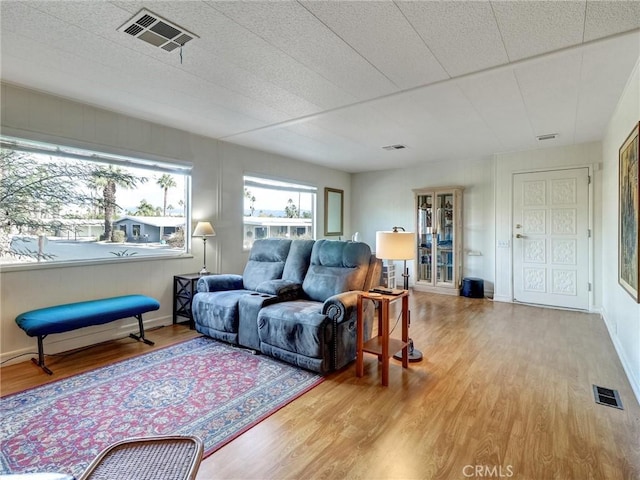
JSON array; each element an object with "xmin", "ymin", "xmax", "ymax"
[
  {"xmin": 584, "ymin": 1, "xmax": 640, "ymax": 41},
  {"xmin": 574, "ymin": 32, "xmax": 640, "ymax": 143},
  {"xmin": 456, "ymin": 69, "xmax": 537, "ymax": 152},
  {"xmin": 492, "ymin": 1, "xmax": 586, "ymax": 61},
  {"xmin": 396, "ymin": 0, "xmax": 509, "ymax": 77},
  {"xmin": 300, "ymin": 1, "xmax": 448, "ymax": 89},
  {"xmin": 514, "ymin": 52, "xmax": 583, "ymax": 142},
  {"xmin": 208, "ymin": 0, "xmax": 398, "ymax": 100}
]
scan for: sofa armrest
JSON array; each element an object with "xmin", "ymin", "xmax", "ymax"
[
  {"xmin": 255, "ymin": 279, "xmax": 302, "ymax": 299},
  {"xmin": 322, "ymin": 291, "xmax": 361, "ymax": 324},
  {"xmin": 196, "ymin": 274, "xmax": 243, "ymax": 293}
]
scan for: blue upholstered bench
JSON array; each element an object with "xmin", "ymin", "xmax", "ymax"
[{"xmin": 15, "ymin": 294, "xmax": 160, "ymax": 374}]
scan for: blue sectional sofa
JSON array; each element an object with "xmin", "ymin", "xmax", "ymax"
[{"xmin": 192, "ymin": 238, "xmax": 381, "ymax": 374}]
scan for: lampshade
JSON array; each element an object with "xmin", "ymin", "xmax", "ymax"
[
  {"xmin": 376, "ymin": 230, "xmax": 414, "ymax": 260},
  {"xmin": 192, "ymin": 221, "xmax": 216, "ymax": 237}
]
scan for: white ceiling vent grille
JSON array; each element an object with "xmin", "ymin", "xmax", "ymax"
[
  {"xmin": 536, "ymin": 133, "xmax": 558, "ymax": 141},
  {"xmin": 382, "ymin": 144, "xmax": 407, "ymax": 151},
  {"xmin": 118, "ymin": 9, "xmax": 198, "ymax": 52}
]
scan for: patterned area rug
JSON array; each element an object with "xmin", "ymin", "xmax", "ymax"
[{"xmin": 0, "ymin": 336, "xmax": 323, "ymax": 477}]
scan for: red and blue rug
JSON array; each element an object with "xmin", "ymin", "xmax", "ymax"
[{"xmin": 0, "ymin": 336, "xmax": 323, "ymax": 477}]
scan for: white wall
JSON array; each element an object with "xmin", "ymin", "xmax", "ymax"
[
  {"xmin": 0, "ymin": 83, "xmax": 350, "ymax": 364},
  {"xmin": 493, "ymin": 142, "xmax": 603, "ymax": 307},
  {"xmin": 601, "ymin": 59, "xmax": 640, "ymax": 402},
  {"xmin": 351, "ymin": 156, "xmax": 495, "ymax": 293}
]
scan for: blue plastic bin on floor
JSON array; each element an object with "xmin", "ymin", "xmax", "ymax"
[{"xmin": 461, "ymin": 277, "xmax": 484, "ymax": 298}]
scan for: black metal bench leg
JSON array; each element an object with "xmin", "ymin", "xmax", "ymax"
[
  {"xmin": 129, "ymin": 314, "xmax": 155, "ymax": 346},
  {"xmin": 31, "ymin": 335, "xmax": 53, "ymax": 375}
]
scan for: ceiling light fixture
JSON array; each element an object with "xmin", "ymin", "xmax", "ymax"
[{"xmin": 118, "ymin": 9, "xmax": 198, "ymax": 53}]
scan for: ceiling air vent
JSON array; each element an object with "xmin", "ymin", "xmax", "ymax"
[
  {"xmin": 118, "ymin": 9, "xmax": 198, "ymax": 52},
  {"xmin": 536, "ymin": 133, "xmax": 558, "ymax": 141},
  {"xmin": 382, "ymin": 144, "xmax": 407, "ymax": 151}
]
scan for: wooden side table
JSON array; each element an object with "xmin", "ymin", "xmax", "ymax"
[
  {"xmin": 173, "ymin": 273, "xmax": 202, "ymax": 329},
  {"xmin": 356, "ymin": 290, "xmax": 409, "ymax": 386}
]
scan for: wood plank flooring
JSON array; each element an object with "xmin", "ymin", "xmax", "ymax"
[{"xmin": 2, "ymin": 292, "xmax": 639, "ymax": 479}]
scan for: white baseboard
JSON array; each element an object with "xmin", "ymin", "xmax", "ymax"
[
  {"xmin": 1, "ymin": 315, "xmax": 171, "ymax": 367},
  {"xmin": 492, "ymin": 295, "xmax": 512, "ymax": 303},
  {"xmin": 601, "ymin": 308, "xmax": 640, "ymax": 407}
]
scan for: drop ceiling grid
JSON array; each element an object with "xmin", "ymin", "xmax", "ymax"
[
  {"xmin": 573, "ymin": 34, "xmax": 640, "ymax": 144},
  {"xmin": 13, "ymin": 0, "xmax": 190, "ymax": 76},
  {"xmin": 300, "ymin": 0, "xmax": 449, "ymax": 90},
  {"xmin": 134, "ymin": 1, "xmax": 358, "ymax": 114},
  {"xmin": 208, "ymin": 0, "xmax": 399, "ymax": 101},
  {"xmin": 176, "ymin": 2, "xmax": 361, "ymax": 112},
  {"xmin": 386, "ymin": 80, "xmax": 509, "ymax": 157},
  {"xmin": 491, "ymin": 1, "xmax": 587, "ymax": 61},
  {"xmin": 115, "ymin": 11, "xmax": 326, "ymax": 121},
  {"xmin": 299, "ymin": 105, "xmax": 411, "ymax": 150},
  {"xmin": 111, "ymin": 9, "xmax": 331, "ymax": 124},
  {"xmin": 0, "ymin": 1, "xmax": 263, "ymax": 129},
  {"xmin": 4, "ymin": 28, "xmax": 275, "ymax": 141},
  {"xmin": 288, "ymin": 120, "xmax": 391, "ymax": 158},
  {"xmin": 372, "ymin": 81, "xmax": 495, "ymax": 137},
  {"xmin": 456, "ymin": 69, "xmax": 537, "ymax": 152},
  {"xmin": 1, "ymin": 0, "xmax": 639, "ymax": 173},
  {"xmin": 232, "ymin": 118, "xmax": 417, "ymax": 172},
  {"xmin": 230, "ymin": 125, "xmax": 353, "ymax": 169},
  {"xmin": 513, "ymin": 53, "xmax": 584, "ymax": 142},
  {"xmin": 24, "ymin": 0, "xmax": 348, "ymax": 125},
  {"xmin": 396, "ymin": 0, "xmax": 509, "ymax": 77}
]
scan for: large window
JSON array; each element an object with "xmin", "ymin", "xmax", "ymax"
[
  {"xmin": 0, "ymin": 136, "xmax": 191, "ymax": 266},
  {"xmin": 243, "ymin": 175, "xmax": 316, "ymax": 249}
]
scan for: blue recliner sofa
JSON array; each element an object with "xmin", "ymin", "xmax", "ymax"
[
  {"xmin": 192, "ymin": 238, "xmax": 381, "ymax": 373},
  {"xmin": 192, "ymin": 238, "xmax": 314, "ymax": 350}
]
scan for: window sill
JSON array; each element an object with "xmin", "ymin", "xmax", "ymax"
[{"xmin": 0, "ymin": 253, "xmax": 194, "ymax": 273}]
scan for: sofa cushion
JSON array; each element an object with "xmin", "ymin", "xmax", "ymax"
[
  {"xmin": 302, "ymin": 240, "xmax": 372, "ymax": 302},
  {"xmin": 258, "ymin": 300, "xmax": 330, "ymax": 359},
  {"xmin": 242, "ymin": 239, "xmax": 292, "ymax": 291},
  {"xmin": 282, "ymin": 239, "xmax": 315, "ymax": 283},
  {"xmin": 192, "ymin": 290, "xmax": 251, "ymax": 337}
]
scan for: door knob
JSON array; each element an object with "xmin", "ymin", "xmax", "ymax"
[{"xmin": 515, "ymin": 233, "xmax": 526, "ymax": 239}]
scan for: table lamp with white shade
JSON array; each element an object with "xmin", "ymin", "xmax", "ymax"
[
  {"xmin": 376, "ymin": 227, "xmax": 423, "ymax": 362},
  {"xmin": 192, "ymin": 221, "xmax": 216, "ymax": 275}
]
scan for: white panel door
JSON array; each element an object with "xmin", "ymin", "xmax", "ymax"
[{"xmin": 513, "ymin": 168, "xmax": 590, "ymax": 310}]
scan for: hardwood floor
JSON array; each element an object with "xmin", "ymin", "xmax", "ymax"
[{"xmin": 2, "ymin": 292, "xmax": 639, "ymax": 479}]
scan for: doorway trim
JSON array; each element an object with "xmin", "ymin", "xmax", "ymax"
[
  {"xmin": 493, "ymin": 160, "xmax": 596, "ymax": 312},
  {"xmin": 511, "ymin": 166, "xmax": 593, "ymax": 311}
]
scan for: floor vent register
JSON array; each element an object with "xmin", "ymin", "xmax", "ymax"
[{"xmin": 593, "ymin": 385, "xmax": 623, "ymax": 410}]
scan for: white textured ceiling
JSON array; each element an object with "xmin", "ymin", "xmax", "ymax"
[{"xmin": 1, "ymin": 1, "xmax": 639, "ymax": 173}]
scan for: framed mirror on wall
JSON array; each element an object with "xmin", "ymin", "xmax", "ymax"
[{"xmin": 324, "ymin": 187, "xmax": 344, "ymax": 236}]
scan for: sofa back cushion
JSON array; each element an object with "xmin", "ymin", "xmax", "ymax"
[
  {"xmin": 243, "ymin": 239, "xmax": 292, "ymax": 291},
  {"xmin": 302, "ymin": 240, "xmax": 372, "ymax": 302},
  {"xmin": 282, "ymin": 239, "xmax": 315, "ymax": 284}
]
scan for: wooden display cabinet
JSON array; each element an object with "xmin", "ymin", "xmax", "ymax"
[{"xmin": 413, "ymin": 186, "xmax": 463, "ymax": 295}]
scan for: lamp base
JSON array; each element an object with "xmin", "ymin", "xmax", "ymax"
[
  {"xmin": 199, "ymin": 267, "xmax": 210, "ymax": 276},
  {"xmin": 394, "ymin": 338, "xmax": 423, "ymax": 362}
]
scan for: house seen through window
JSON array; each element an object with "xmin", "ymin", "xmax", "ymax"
[
  {"xmin": 243, "ymin": 175, "xmax": 316, "ymax": 249},
  {"xmin": 0, "ymin": 136, "xmax": 191, "ymax": 266}
]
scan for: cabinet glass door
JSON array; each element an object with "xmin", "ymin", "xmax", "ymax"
[
  {"xmin": 435, "ymin": 193, "xmax": 454, "ymax": 285},
  {"xmin": 417, "ymin": 194, "xmax": 433, "ymax": 284}
]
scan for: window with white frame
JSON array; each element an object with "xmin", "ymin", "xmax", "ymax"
[
  {"xmin": 243, "ymin": 175, "xmax": 316, "ymax": 249},
  {"xmin": 0, "ymin": 136, "xmax": 191, "ymax": 266}
]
